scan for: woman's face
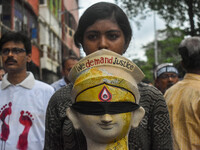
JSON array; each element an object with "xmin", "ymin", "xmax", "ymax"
[{"xmin": 83, "ymin": 19, "xmax": 126, "ymax": 55}]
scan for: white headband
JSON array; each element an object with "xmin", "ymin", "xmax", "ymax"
[{"xmin": 154, "ymin": 63, "xmax": 178, "ymax": 79}]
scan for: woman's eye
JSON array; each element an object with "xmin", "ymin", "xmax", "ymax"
[
  {"xmin": 87, "ymin": 34, "xmax": 98, "ymax": 40},
  {"xmin": 107, "ymin": 33, "xmax": 119, "ymax": 40}
]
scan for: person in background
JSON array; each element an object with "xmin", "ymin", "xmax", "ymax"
[
  {"xmin": 164, "ymin": 36, "xmax": 200, "ymax": 150},
  {"xmin": 0, "ymin": 31, "xmax": 54, "ymax": 150},
  {"xmin": 44, "ymin": 2, "xmax": 172, "ymax": 150},
  {"xmin": 142, "ymin": 78, "xmax": 153, "ymax": 86},
  {"xmin": 0, "ymin": 66, "xmax": 5, "ymax": 81},
  {"xmin": 154, "ymin": 63, "xmax": 179, "ymax": 94},
  {"xmin": 51, "ymin": 56, "xmax": 78, "ymax": 91}
]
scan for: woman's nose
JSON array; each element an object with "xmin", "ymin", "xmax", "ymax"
[{"xmin": 98, "ymin": 36, "xmax": 108, "ymax": 50}]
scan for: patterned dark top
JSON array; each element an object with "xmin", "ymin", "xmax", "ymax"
[{"xmin": 44, "ymin": 82, "xmax": 173, "ymax": 150}]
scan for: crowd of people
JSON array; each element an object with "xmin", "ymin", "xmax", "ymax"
[{"xmin": 0, "ymin": 2, "xmax": 199, "ymax": 150}]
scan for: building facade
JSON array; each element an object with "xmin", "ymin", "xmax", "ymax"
[{"xmin": 0, "ymin": 0, "xmax": 80, "ymax": 83}]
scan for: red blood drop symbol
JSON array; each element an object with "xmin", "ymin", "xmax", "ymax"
[{"xmin": 98, "ymin": 86, "xmax": 112, "ymax": 102}]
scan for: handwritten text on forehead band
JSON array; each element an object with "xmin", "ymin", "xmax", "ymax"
[{"xmin": 75, "ymin": 55, "xmax": 135, "ymax": 73}]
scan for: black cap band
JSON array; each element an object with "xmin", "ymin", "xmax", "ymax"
[{"xmin": 71, "ymin": 102, "xmax": 140, "ymax": 115}]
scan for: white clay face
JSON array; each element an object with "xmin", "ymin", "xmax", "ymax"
[{"xmin": 76, "ymin": 112, "xmax": 132, "ymax": 143}]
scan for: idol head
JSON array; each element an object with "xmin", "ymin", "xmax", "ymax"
[{"xmin": 66, "ymin": 49, "xmax": 145, "ymax": 144}]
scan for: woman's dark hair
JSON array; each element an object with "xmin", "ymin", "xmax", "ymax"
[
  {"xmin": 74, "ymin": 2, "xmax": 132, "ymax": 53},
  {"xmin": 0, "ymin": 31, "xmax": 32, "ymax": 54}
]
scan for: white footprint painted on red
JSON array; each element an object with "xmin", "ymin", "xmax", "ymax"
[
  {"xmin": 0, "ymin": 102, "xmax": 12, "ymax": 142},
  {"xmin": 17, "ymin": 111, "xmax": 34, "ymax": 150}
]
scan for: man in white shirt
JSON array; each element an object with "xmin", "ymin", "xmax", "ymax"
[{"xmin": 0, "ymin": 31, "xmax": 54, "ymax": 150}]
